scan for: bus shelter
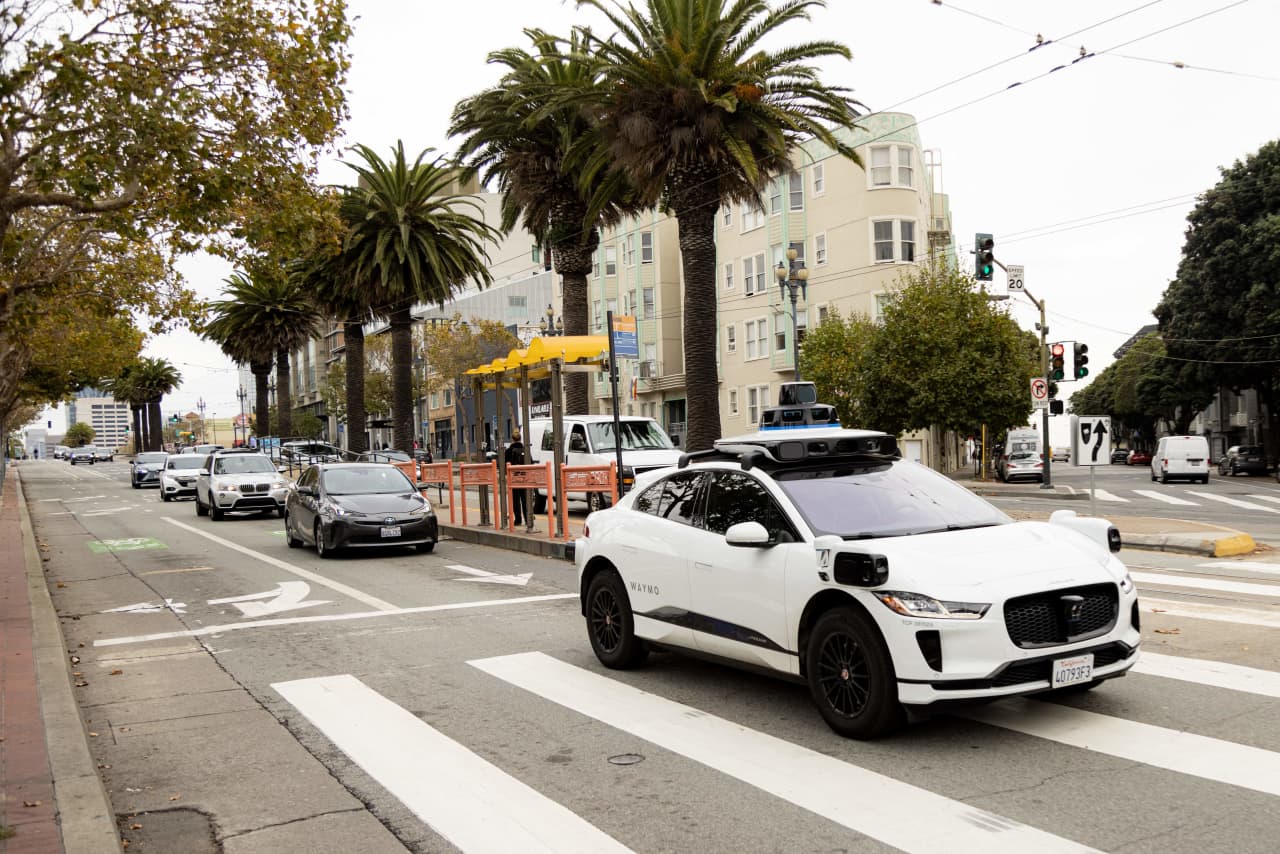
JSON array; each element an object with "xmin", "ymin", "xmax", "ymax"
[{"xmin": 464, "ymin": 335, "xmax": 610, "ymax": 537}]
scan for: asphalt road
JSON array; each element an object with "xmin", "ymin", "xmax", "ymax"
[{"xmin": 22, "ymin": 459, "xmax": 1280, "ymax": 854}]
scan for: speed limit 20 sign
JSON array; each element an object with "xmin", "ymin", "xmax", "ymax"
[{"xmin": 1070, "ymin": 415, "xmax": 1111, "ymax": 466}]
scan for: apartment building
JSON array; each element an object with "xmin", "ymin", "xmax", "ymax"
[{"xmin": 68, "ymin": 388, "xmax": 131, "ymax": 451}]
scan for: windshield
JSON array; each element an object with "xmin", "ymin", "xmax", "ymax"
[
  {"xmin": 1008, "ymin": 451, "xmax": 1039, "ymax": 461},
  {"xmin": 774, "ymin": 460, "xmax": 1010, "ymax": 539},
  {"xmin": 322, "ymin": 466, "xmax": 414, "ymax": 496},
  {"xmin": 213, "ymin": 455, "xmax": 275, "ymax": 474},
  {"xmin": 586, "ymin": 420, "xmax": 674, "ymax": 452},
  {"xmin": 167, "ymin": 456, "xmax": 204, "ymax": 470},
  {"xmin": 136, "ymin": 454, "xmax": 168, "ymax": 464}
]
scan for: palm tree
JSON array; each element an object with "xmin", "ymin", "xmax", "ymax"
[
  {"xmin": 128, "ymin": 357, "xmax": 182, "ymax": 451},
  {"xmin": 203, "ymin": 271, "xmax": 322, "ymax": 439},
  {"xmin": 340, "ymin": 141, "xmax": 500, "ymax": 451},
  {"xmin": 573, "ymin": 0, "xmax": 864, "ymax": 450},
  {"xmin": 450, "ymin": 27, "xmax": 638, "ymax": 415},
  {"xmin": 102, "ymin": 366, "xmax": 149, "ymax": 452}
]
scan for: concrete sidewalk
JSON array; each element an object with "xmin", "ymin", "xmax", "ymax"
[{"xmin": 1, "ymin": 460, "xmax": 1260, "ymax": 854}]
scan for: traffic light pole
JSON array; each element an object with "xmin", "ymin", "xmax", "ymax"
[{"xmin": 991, "ymin": 257, "xmax": 1053, "ymax": 489}]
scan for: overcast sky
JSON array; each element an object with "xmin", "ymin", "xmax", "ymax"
[{"xmin": 44, "ymin": 0, "xmax": 1279, "ymax": 438}]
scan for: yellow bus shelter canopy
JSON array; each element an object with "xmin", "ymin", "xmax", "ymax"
[{"xmin": 464, "ymin": 335, "xmax": 611, "ymax": 384}]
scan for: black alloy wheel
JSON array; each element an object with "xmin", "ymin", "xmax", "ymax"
[
  {"xmin": 285, "ymin": 512, "xmax": 303, "ymax": 548},
  {"xmin": 805, "ymin": 607, "xmax": 903, "ymax": 739},
  {"xmin": 195, "ymin": 495, "xmax": 208, "ymax": 516},
  {"xmin": 210, "ymin": 501, "xmax": 224, "ymax": 521},
  {"xmin": 585, "ymin": 570, "xmax": 648, "ymax": 669}
]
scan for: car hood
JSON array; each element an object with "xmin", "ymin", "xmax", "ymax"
[
  {"xmin": 837, "ymin": 521, "xmax": 1122, "ymax": 598},
  {"xmin": 332, "ymin": 492, "xmax": 430, "ymax": 515},
  {"xmin": 613, "ymin": 448, "xmax": 684, "ymax": 468}
]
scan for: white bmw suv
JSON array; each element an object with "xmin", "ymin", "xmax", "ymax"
[
  {"xmin": 195, "ymin": 449, "xmax": 291, "ymax": 521},
  {"xmin": 575, "ymin": 428, "xmax": 1139, "ymax": 739}
]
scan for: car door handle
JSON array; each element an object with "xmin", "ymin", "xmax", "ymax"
[{"xmin": 695, "ymin": 561, "xmax": 712, "ymax": 571}]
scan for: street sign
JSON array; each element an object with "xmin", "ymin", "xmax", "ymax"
[
  {"xmin": 1030, "ymin": 377, "xmax": 1048, "ymax": 410},
  {"xmin": 1007, "ymin": 264, "xmax": 1025, "ymax": 291},
  {"xmin": 1070, "ymin": 415, "xmax": 1111, "ymax": 466},
  {"xmin": 610, "ymin": 314, "xmax": 639, "ymax": 359}
]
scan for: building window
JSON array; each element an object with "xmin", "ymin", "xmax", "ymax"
[
  {"xmin": 593, "ymin": 299, "xmax": 602, "ymax": 329},
  {"xmin": 642, "ymin": 287, "xmax": 655, "ymax": 319},
  {"xmin": 726, "ymin": 324, "xmax": 736, "ymax": 354},
  {"xmin": 769, "ymin": 178, "xmax": 783, "ymax": 215},
  {"xmin": 788, "ymin": 169, "xmax": 803, "ymax": 210},
  {"xmin": 728, "ymin": 388, "xmax": 739, "ymax": 416},
  {"xmin": 723, "ymin": 262, "xmax": 734, "ymax": 292},
  {"xmin": 722, "ymin": 205, "xmax": 733, "ymax": 228},
  {"xmin": 814, "ymin": 232, "xmax": 827, "ymax": 266},
  {"xmin": 624, "ymin": 235, "xmax": 636, "ymax": 267},
  {"xmin": 644, "ymin": 342, "xmax": 656, "ymax": 363},
  {"xmin": 444, "ymin": 388, "xmax": 452, "ymax": 406},
  {"xmin": 605, "ymin": 245, "xmax": 617, "ymax": 276},
  {"xmin": 531, "ymin": 244, "xmax": 542, "ymax": 264},
  {"xmin": 813, "ymin": 163, "xmax": 825, "ymax": 196},
  {"xmin": 607, "ymin": 298, "xmax": 617, "ymax": 318},
  {"xmin": 640, "ymin": 231, "xmax": 653, "ymax": 263},
  {"xmin": 817, "ymin": 304, "xmax": 830, "ymax": 325},
  {"xmin": 869, "ymin": 144, "xmax": 915, "ymax": 189},
  {"xmin": 875, "ymin": 293, "xmax": 892, "ymax": 324},
  {"xmin": 872, "ymin": 219, "xmax": 917, "ymax": 263},
  {"xmin": 741, "ymin": 204, "xmax": 764, "ymax": 231},
  {"xmin": 747, "ymin": 384, "xmax": 770, "ymax": 425},
  {"xmin": 775, "ymin": 314, "xmax": 787, "ymax": 353},
  {"xmin": 593, "ymin": 254, "xmax": 600, "ymax": 277},
  {"xmin": 743, "ymin": 252, "xmax": 766, "ymax": 295}
]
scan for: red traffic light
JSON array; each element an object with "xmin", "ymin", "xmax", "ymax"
[{"xmin": 1050, "ymin": 343, "xmax": 1065, "ymax": 357}]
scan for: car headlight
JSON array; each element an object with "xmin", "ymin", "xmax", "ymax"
[
  {"xmin": 215, "ymin": 480, "xmax": 238, "ymax": 491},
  {"xmin": 873, "ymin": 591, "xmax": 990, "ymax": 620},
  {"xmin": 272, "ymin": 478, "xmax": 289, "ymax": 489},
  {"xmin": 320, "ymin": 500, "xmax": 348, "ymax": 517},
  {"xmin": 409, "ymin": 499, "xmax": 433, "ymax": 514}
]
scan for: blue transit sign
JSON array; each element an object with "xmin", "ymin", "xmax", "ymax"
[{"xmin": 611, "ymin": 314, "xmax": 639, "ymax": 359}]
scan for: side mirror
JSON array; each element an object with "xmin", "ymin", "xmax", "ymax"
[
  {"xmin": 297, "ymin": 485, "xmax": 315, "ymax": 496},
  {"xmin": 277, "ymin": 466, "xmax": 288, "ymax": 473},
  {"xmin": 725, "ymin": 521, "xmax": 771, "ymax": 547},
  {"xmin": 198, "ymin": 469, "xmax": 209, "ymax": 476}
]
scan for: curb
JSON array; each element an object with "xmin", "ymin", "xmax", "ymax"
[
  {"xmin": 16, "ymin": 475, "xmax": 122, "ymax": 853},
  {"xmin": 439, "ymin": 523, "xmax": 574, "ymax": 561},
  {"xmin": 1123, "ymin": 530, "xmax": 1257, "ymax": 558}
]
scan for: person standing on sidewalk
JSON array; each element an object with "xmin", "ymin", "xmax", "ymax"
[{"xmin": 505, "ymin": 430, "xmax": 527, "ymax": 526}]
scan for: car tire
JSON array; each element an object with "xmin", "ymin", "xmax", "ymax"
[
  {"xmin": 210, "ymin": 503, "xmax": 223, "ymax": 521},
  {"xmin": 532, "ymin": 492, "xmax": 547, "ymax": 515},
  {"xmin": 277, "ymin": 506, "xmax": 286, "ymax": 519},
  {"xmin": 1201, "ymin": 475, "xmax": 1210, "ymax": 484},
  {"xmin": 416, "ymin": 541, "xmax": 435, "ymax": 554},
  {"xmin": 195, "ymin": 495, "xmax": 208, "ymax": 516},
  {"xmin": 805, "ymin": 606, "xmax": 904, "ymax": 739},
  {"xmin": 161, "ymin": 492, "xmax": 171, "ymax": 502},
  {"xmin": 315, "ymin": 521, "xmax": 334, "ymax": 558},
  {"xmin": 1160, "ymin": 472, "xmax": 1168, "ymax": 484},
  {"xmin": 587, "ymin": 491, "xmax": 610, "ymax": 513},
  {"xmin": 585, "ymin": 569, "xmax": 648, "ymax": 669},
  {"xmin": 285, "ymin": 514, "xmax": 303, "ymax": 548}
]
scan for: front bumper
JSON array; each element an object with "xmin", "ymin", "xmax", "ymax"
[
  {"xmin": 133, "ymin": 471, "xmax": 161, "ymax": 487},
  {"xmin": 322, "ymin": 513, "xmax": 438, "ymax": 549},
  {"xmin": 211, "ymin": 485, "xmax": 291, "ymax": 512},
  {"xmin": 162, "ymin": 478, "xmax": 197, "ymax": 496}
]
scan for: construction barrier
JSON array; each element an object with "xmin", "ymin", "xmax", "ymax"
[
  {"xmin": 505, "ymin": 462, "xmax": 555, "ymax": 538},
  {"xmin": 559, "ymin": 462, "xmax": 617, "ymax": 541},
  {"xmin": 459, "ymin": 460, "xmax": 497, "ymax": 527},
  {"xmin": 417, "ymin": 462, "xmax": 456, "ymax": 524}
]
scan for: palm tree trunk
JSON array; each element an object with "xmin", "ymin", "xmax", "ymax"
[
  {"xmin": 147, "ymin": 399, "xmax": 164, "ymax": 452},
  {"xmin": 275, "ymin": 347, "xmax": 293, "ymax": 438},
  {"xmin": 389, "ymin": 302, "xmax": 414, "ymax": 451},
  {"xmin": 344, "ymin": 320, "xmax": 367, "ymax": 454},
  {"xmin": 671, "ymin": 172, "xmax": 722, "ymax": 451},
  {"xmin": 252, "ymin": 359, "xmax": 272, "ymax": 438},
  {"xmin": 132, "ymin": 405, "xmax": 145, "ymax": 452},
  {"xmin": 555, "ymin": 232, "xmax": 596, "ymax": 415}
]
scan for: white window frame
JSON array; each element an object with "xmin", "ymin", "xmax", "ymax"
[
  {"xmin": 814, "ymin": 232, "xmax": 827, "ymax": 266},
  {"xmin": 640, "ymin": 231, "xmax": 653, "ymax": 264},
  {"xmin": 874, "ymin": 293, "xmax": 892, "ymax": 324},
  {"xmin": 722, "ymin": 205, "xmax": 733, "ymax": 228},
  {"xmin": 728, "ymin": 387, "xmax": 739, "ymax": 416},
  {"xmin": 788, "ymin": 169, "xmax": 803, "ymax": 211},
  {"xmin": 812, "ymin": 163, "xmax": 825, "ymax": 197},
  {"xmin": 624, "ymin": 234, "xmax": 636, "ymax": 267},
  {"xmin": 868, "ymin": 144, "xmax": 916, "ymax": 189},
  {"xmin": 816, "ymin": 303, "xmax": 830, "ymax": 325},
  {"xmin": 745, "ymin": 320, "xmax": 758, "ymax": 359},
  {"xmin": 774, "ymin": 313, "xmax": 788, "ymax": 353},
  {"xmin": 741, "ymin": 204, "xmax": 764, "ymax": 232},
  {"xmin": 743, "ymin": 253, "xmax": 767, "ymax": 296},
  {"xmin": 723, "ymin": 262, "xmax": 735, "ymax": 292},
  {"xmin": 870, "ymin": 218, "xmax": 919, "ymax": 263},
  {"xmin": 769, "ymin": 178, "xmax": 783, "ymax": 216},
  {"xmin": 747, "ymin": 384, "xmax": 770, "ymax": 426},
  {"xmin": 642, "ymin": 286, "xmax": 655, "ymax": 319},
  {"xmin": 725, "ymin": 323, "xmax": 737, "ymax": 354},
  {"xmin": 753, "ymin": 316, "xmax": 767, "ymax": 360},
  {"xmin": 605, "ymin": 245, "xmax": 618, "ymax": 276}
]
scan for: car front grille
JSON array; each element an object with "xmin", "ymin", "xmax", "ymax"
[
  {"xmin": 934, "ymin": 641, "xmax": 1137, "ymax": 691},
  {"xmin": 239, "ymin": 483, "xmax": 272, "ymax": 493},
  {"xmin": 1003, "ymin": 583, "xmax": 1118, "ymax": 648}
]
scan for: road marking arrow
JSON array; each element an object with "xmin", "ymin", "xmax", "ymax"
[
  {"xmin": 445, "ymin": 564, "xmax": 532, "ymax": 587},
  {"xmin": 207, "ymin": 581, "xmax": 332, "ymax": 618},
  {"xmin": 102, "ymin": 599, "xmax": 188, "ymax": 615}
]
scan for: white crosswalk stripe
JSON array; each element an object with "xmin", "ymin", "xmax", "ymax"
[
  {"xmin": 1131, "ymin": 570, "xmax": 1280, "ymax": 600},
  {"xmin": 1140, "ymin": 596, "xmax": 1280, "ymax": 628},
  {"xmin": 1132, "ymin": 489, "xmax": 1199, "ymax": 505},
  {"xmin": 471, "ymin": 652, "xmax": 1097, "ymax": 854},
  {"xmin": 1247, "ymin": 493, "xmax": 1280, "ymax": 505},
  {"xmin": 1084, "ymin": 488, "xmax": 1128, "ymax": 502},
  {"xmin": 1186, "ymin": 491, "xmax": 1280, "ymax": 513},
  {"xmin": 1195, "ymin": 560, "xmax": 1280, "ymax": 576},
  {"xmin": 1134, "ymin": 652, "xmax": 1280, "ymax": 699}
]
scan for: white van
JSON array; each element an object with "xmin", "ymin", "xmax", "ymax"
[
  {"xmin": 1150, "ymin": 435, "xmax": 1211, "ymax": 484},
  {"xmin": 526, "ymin": 415, "xmax": 683, "ymax": 512}
]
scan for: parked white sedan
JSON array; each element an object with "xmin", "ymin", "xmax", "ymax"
[{"xmin": 575, "ymin": 428, "xmax": 1139, "ymax": 739}]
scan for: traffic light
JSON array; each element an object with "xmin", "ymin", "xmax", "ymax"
[
  {"xmin": 1048, "ymin": 381, "xmax": 1059, "ymax": 399},
  {"xmin": 1050, "ymin": 400, "xmax": 1064, "ymax": 415},
  {"xmin": 975, "ymin": 233, "xmax": 994, "ymax": 281},
  {"xmin": 1073, "ymin": 342, "xmax": 1089, "ymax": 379},
  {"xmin": 169, "ymin": 414, "xmax": 179, "ymax": 424},
  {"xmin": 1050, "ymin": 342, "xmax": 1066, "ymax": 381}
]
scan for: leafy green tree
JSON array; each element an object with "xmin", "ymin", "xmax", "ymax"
[
  {"xmin": 1155, "ymin": 139, "xmax": 1280, "ymax": 441},
  {"xmin": 862, "ymin": 264, "xmax": 1037, "ymax": 438},
  {"xmin": 799, "ymin": 308, "xmax": 878, "ymax": 427},
  {"xmin": 451, "ymin": 27, "xmax": 639, "ymax": 415},
  {"xmin": 0, "ymin": 0, "xmax": 351, "ymax": 431},
  {"xmin": 64, "ymin": 422, "xmax": 95, "ymax": 447},
  {"xmin": 340, "ymin": 142, "xmax": 500, "ymax": 451},
  {"xmin": 423, "ymin": 316, "xmax": 521, "ymax": 459},
  {"xmin": 571, "ymin": 0, "xmax": 863, "ymax": 450}
]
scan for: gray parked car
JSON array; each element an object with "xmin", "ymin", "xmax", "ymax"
[{"xmin": 1220, "ymin": 444, "xmax": 1267, "ymax": 477}]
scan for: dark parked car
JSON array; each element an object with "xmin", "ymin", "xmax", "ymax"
[
  {"xmin": 1220, "ymin": 444, "xmax": 1267, "ymax": 477},
  {"xmin": 285, "ymin": 463, "xmax": 437, "ymax": 557},
  {"xmin": 1110, "ymin": 447, "xmax": 1130, "ymax": 464},
  {"xmin": 130, "ymin": 452, "xmax": 170, "ymax": 488}
]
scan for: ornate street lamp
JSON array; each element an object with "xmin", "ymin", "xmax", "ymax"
[
  {"xmin": 236, "ymin": 386, "xmax": 248, "ymax": 446},
  {"xmin": 775, "ymin": 248, "xmax": 809, "ymax": 381},
  {"xmin": 539, "ymin": 303, "xmax": 563, "ymax": 336}
]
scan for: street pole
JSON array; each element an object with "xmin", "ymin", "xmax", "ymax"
[
  {"xmin": 990, "ymin": 256, "xmax": 1052, "ymax": 489},
  {"xmin": 776, "ymin": 250, "xmax": 809, "ymax": 381}
]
